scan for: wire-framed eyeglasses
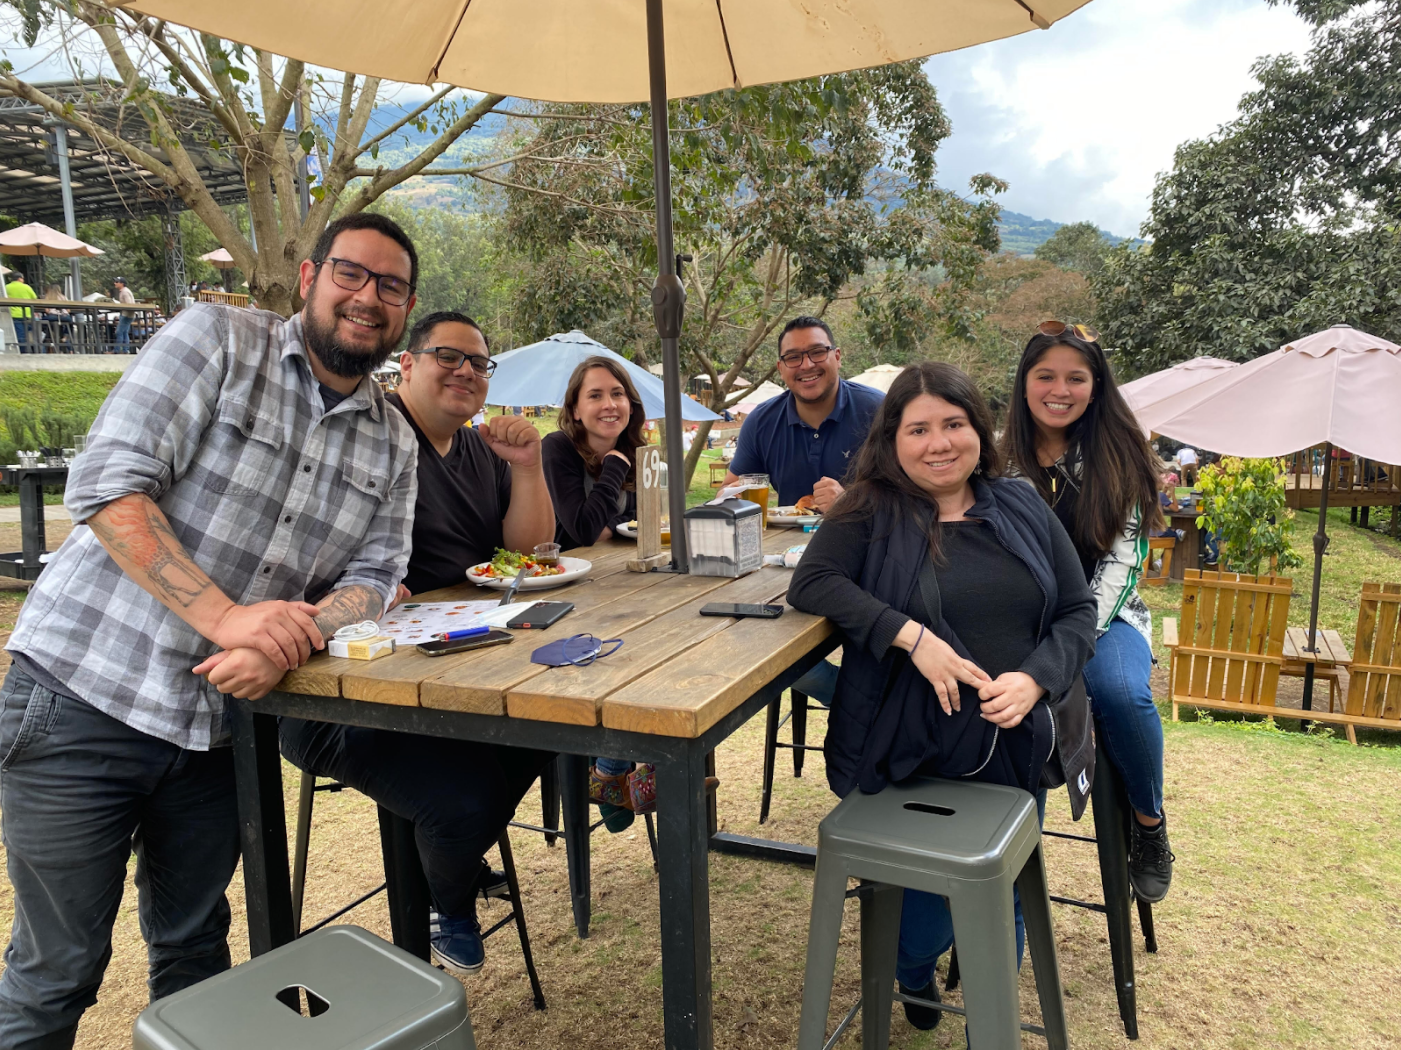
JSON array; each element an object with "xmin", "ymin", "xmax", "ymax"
[
  {"xmin": 319, "ymin": 257, "xmax": 414, "ymax": 306},
  {"xmin": 411, "ymin": 347, "xmax": 497, "ymax": 377},
  {"xmin": 778, "ymin": 344, "xmax": 836, "ymax": 368}
]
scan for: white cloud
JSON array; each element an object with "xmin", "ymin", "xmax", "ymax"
[{"xmin": 923, "ymin": 0, "xmax": 1315, "ymax": 237}]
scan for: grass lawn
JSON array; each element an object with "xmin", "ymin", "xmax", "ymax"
[{"xmin": 1, "ymin": 452, "xmax": 1399, "ymax": 1047}]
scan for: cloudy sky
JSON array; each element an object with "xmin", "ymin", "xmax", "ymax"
[{"xmin": 923, "ymin": 0, "xmax": 1314, "ymax": 237}]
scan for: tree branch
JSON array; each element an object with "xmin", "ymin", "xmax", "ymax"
[{"xmin": 354, "ymin": 85, "xmax": 454, "ymax": 157}]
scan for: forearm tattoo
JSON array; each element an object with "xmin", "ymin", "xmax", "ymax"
[
  {"xmin": 313, "ymin": 585, "xmax": 385, "ymax": 637},
  {"xmin": 88, "ymin": 495, "xmax": 213, "ymax": 608}
]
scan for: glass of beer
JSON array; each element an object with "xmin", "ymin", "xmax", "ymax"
[{"xmin": 738, "ymin": 473, "xmax": 772, "ymax": 530}]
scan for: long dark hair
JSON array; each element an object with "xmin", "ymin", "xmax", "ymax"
[
  {"xmin": 556, "ymin": 356, "xmax": 647, "ymax": 489},
  {"xmin": 829, "ymin": 361, "xmax": 1001, "ymax": 557},
  {"xmin": 1001, "ymin": 330, "xmax": 1163, "ymax": 555}
]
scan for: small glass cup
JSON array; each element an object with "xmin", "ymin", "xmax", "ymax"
[{"xmin": 533, "ymin": 542, "xmax": 561, "ymax": 568}]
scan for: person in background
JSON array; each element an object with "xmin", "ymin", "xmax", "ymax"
[
  {"xmin": 1001, "ymin": 320, "xmax": 1175, "ymax": 904},
  {"xmin": 1176, "ymin": 444, "xmax": 1198, "ymax": 486},
  {"xmin": 0, "ymin": 212, "xmax": 421, "ymax": 1048},
  {"xmin": 6, "ymin": 272, "xmax": 36, "ymax": 352},
  {"xmin": 113, "ymin": 276, "xmax": 137, "ymax": 352},
  {"xmin": 722, "ymin": 315, "xmax": 884, "ymax": 706},
  {"xmin": 540, "ymin": 358, "xmax": 653, "ymax": 831},
  {"xmin": 788, "ymin": 361, "xmax": 1096, "ymax": 1032},
  {"xmin": 40, "ymin": 285, "xmax": 71, "ymax": 353},
  {"xmin": 281, "ymin": 309, "xmax": 556, "ymax": 979}
]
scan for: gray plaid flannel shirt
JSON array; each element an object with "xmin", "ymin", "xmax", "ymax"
[{"xmin": 8, "ymin": 304, "xmax": 418, "ymax": 750}]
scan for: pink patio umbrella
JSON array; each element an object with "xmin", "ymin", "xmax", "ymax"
[
  {"xmin": 1149, "ymin": 324, "xmax": 1401, "ymax": 709},
  {"xmin": 0, "ymin": 222, "xmax": 104, "ymax": 258},
  {"xmin": 1120, "ymin": 356, "xmax": 1238, "ymax": 437}
]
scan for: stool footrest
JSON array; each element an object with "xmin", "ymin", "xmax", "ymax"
[
  {"xmin": 822, "ymin": 994, "xmax": 863, "ymax": 1050},
  {"xmin": 892, "ymin": 991, "xmax": 1047, "ymax": 1037},
  {"xmin": 1050, "ymin": 893, "xmax": 1107, "ymax": 914}
]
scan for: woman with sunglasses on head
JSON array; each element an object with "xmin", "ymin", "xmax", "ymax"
[
  {"xmin": 542, "ymin": 357, "xmax": 652, "ymax": 830},
  {"xmin": 1001, "ymin": 321, "xmax": 1175, "ymax": 904},
  {"xmin": 788, "ymin": 361, "xmax": 1097, "ymax": 1031},
  {"xmin": 541, "ymin": 356, "xmax": 646, "ymax": 550}
]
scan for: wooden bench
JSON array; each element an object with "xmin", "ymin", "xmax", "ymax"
[
  {"xmin": 1281, "ymin": 626, "xmax": 1353, "ymax": 739},
  {"xmin": 1144, "ymin": 536, "xmax": 1175, "ymax": 586}
]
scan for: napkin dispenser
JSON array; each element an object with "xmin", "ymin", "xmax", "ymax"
[{"xmin": 683, "ymin": 499, "xmax": 763, "ymax": 578}]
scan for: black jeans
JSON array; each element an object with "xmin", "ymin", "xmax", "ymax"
[
  {"xmin": 278, "ymin": 718, "xmax": 553, "ymax": 918},
  {"xmin": 0, "ymin": 666, "xmax": 240, "ymax": 1050}
]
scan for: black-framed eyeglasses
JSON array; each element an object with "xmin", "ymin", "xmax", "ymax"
[
  {"xmin": 319, "ymin": 257, "xmax": 414, "ymax": 306},
  {"xmin": 411, "ymin": 347, "xmax": 496, "ymax": 377},
  {"xmin": 778, "ymin": 344, "xmax": 836, "ymax": 368}
]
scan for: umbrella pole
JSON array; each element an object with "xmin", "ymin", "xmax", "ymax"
[
  {"xmin": 646, "ymin": 0, "xmax": 689, "ymax": 573},
  {"xmin": 1302, "ymin": 442, "xmax": 1333, "ymax": 712}
]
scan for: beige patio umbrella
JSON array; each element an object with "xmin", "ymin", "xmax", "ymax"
[
  {"xmin": 848, "ymin": 362, "xmax": 904, "ymax": 393},
  {"xmin": 0, "ymin": 222, "xmax": 104, "ymax": 258},
  {"xmin": 735, "ymin": 380, "xmax": 786, "ymax": 413},
  {"xmin": 1120, "ymin": 356, "xmax": 1238, "ymax": 437},
  {"xmin": 118, "ymin": 0, "xmax": 1094, "ymax": 574},
  {"xmin": 1149, "ymin": 324, "xmax": 1401, "ymax": 709},
  {"xmin": 199, "ymin": 248, "xmax": 236, "ymax": 268}
]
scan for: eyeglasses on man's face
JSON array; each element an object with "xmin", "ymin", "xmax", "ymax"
[
  {"xmin": 411, "ymin": 346, "xmax": 496, "ymax": 377},
  {"xmin": 778, "ymin": 344, "xmax": 837, "ymax": 368},
  {"xmin": 319, "ymin": 257, "xmax": 414, "ymax": 307}
]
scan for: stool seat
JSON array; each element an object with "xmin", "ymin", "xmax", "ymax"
[
  {"xmin": 820, "ymin": 778, "xmax": 1040, "ymax": 883},
  {"xmin": 133, "ymin": 925, "xmax": 475, "ymax": 1050}
]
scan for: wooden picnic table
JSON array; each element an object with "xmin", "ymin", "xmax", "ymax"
[
  {"xmin": 1166, "ymin": 509, "xmax": 1204, "ymax": 580},
  {"xmin": 1281, "ymin": 626, "xmax": 1354, "ymax": 740},
  {"xmin": 231, "ymin": 527, "xmax": 833, "ymax": 1050}
]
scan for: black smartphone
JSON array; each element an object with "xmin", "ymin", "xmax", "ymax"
[
  {"xmin": 699, "ymin": 602, "xmax": 785, "ymax": 619},
  {"xmin": 506, "ymin": 601, "xmax": 575, "ymax": 630},
  {"xmin": 416, "ymin": 630, "xmax": 514, "ymax": 656}
]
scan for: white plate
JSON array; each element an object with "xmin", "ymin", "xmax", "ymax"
[
  {"xmin": 614, "ymin": 522, "xmax": 637, "ymax": 539},
  {"xmin": 466, "ymin": 556, "xmax": 593, "ymax": 590},
  {"xmin": 768, "ymin": 511, "xmax": 821, "ymax": 527}
]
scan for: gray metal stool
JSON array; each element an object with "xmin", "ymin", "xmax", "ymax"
[
  {"xmin": 133, "ymin": 924, "xmax": 475, "ymax": 1050},
  {"xmin": 798, "ymin": 778, "xmax": 1069, "ymax": 1050}
]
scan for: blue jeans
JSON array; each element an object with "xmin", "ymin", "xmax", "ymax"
[
  {"xmin": 115, "ymin": 314, "xmax": 132, "ymax": 351},
  {"xmin": 279, "ymin": 719, "xmax": 552, "ymax": 918},
  {"xmin": 13, "ymin": 318, "xmax": 29, "ymax": 352},
  {"xmin": 1082, "ymin": 618, "xmax": 1163, "ymax": 820},
  {"xmin": 0, "ymin": 666, "xmax": 240, "ymax": 1050},
  {"xmin": 896, "ymin": 791, "xmax": 1045, "ymax": 989}
]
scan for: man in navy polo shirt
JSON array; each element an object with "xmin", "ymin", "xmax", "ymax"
[
  {"xmin": 722, "ymin": 315, "xmax": 883, "ymax": 706},
  {"xmin": 722, "ymin": 315, "xmax": 883, "ymax": 510}
]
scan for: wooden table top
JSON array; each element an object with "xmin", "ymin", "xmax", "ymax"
[
  {"xmin": 1282, "ymin": 627, "xmax": 1352, "ymax": 667},
  {"xmin": 278, "ymin": 528, "xmax": 832, "ymax": 739}
]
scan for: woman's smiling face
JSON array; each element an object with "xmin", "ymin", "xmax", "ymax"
[
  {"xmin": 1025, "ymin": 344, "xmax": 1094, "ymax": 434},
  {"xmin": 895, "ymin": 394, "xmax": 982, "ymax": 501},
  {"xmin": 572, "ymin": 366, "xmax": 631, "ymax": 444}
]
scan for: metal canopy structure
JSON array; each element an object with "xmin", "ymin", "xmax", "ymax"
[{"xmin": 0, "ymin": 79, "xmax": 249, "ymax": 224}]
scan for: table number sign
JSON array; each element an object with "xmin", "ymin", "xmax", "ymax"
[{"xmin": 627, "ymin": 444, "xmax": 671, "ymax": 572}]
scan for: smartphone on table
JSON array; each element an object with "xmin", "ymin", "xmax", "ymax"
[
  {"xmin": 416, "ymin": 630, "xmax": 514, "ymax": 656},
  {"xmin": 505, "ymin": 602, "xmax": 575, "ymax": 630},
  {"xmin": 698, "ymin": 603, "xmax": 785, "ymax": 619}
]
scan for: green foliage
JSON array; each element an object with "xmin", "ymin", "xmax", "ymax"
[
  {"xmin": 0, "ymin": 372, "xmax": 117, "ymax": 467},
  {"xmin": 1195, "ymin": 457, "xmax": 1304, "ymax": 576},
  {"xmin": 1033, "ymin": 221, "xmax": 1114, "ymax": 274},
  {"xmin": 1096, "ymin": 2, "xmax": 1401, "ymax": 371}
]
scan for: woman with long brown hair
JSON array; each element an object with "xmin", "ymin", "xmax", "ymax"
[
  {"xmin": 788, "ymin": 361, "xmax": 1096, "ymax": 1031},
  {"xmin": 541, "ymin": 355, "xmax": 647, "ymax": 549},
  {"xmin": 1001, "ymin": 321, "xmax": 1175, "ymax": 905}
]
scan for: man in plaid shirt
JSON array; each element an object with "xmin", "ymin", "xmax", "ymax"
[{"xmin": 0, "ymin": 213, "xmax": 420, "ymax": 1048}]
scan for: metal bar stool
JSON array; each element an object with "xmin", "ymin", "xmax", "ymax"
[
  {"xmin": 799, "ymin": 777, "xmax": 1069, "ymax": 1050},
  {"xmin": 759, "ymin": 688, "xmax": 827, "ymax": 824},
  {"xmin": 291, "ymin": 771, "xmax": 546, "ymax": 1010}
]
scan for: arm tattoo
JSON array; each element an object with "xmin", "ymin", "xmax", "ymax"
[
  {"xmin": 88, "ymin": 495, "xmax": 213, "ymax": 608},
  {"xmin": 313, "ymin": 585, "xmax": 385, "ymax": 638}
]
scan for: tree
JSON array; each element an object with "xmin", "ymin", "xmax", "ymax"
[
  {"xmin": 1094, "ymin": 0, "xmax": 1401, "ymax": 371},
  {"xmin": 492, "ymin": 63, "xmax": 1003, "ymax": 483},
  {"xmin": 0, "ymin": 1, "xmax": 514, "ymax": 316},
  {"xmin": 1033, "ymin": 221, "xmax": 1113, "ymax": 275}
]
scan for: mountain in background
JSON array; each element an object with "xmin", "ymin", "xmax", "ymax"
[{"xmin": 997, "ymin": 210, "xmax": 1144, "ymax": 256}]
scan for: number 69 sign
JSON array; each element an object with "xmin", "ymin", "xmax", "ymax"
[{"xmin": 628, "ymin": 445, "xmax": 670, "ymax": 572}]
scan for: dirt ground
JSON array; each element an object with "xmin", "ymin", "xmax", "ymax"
[{"xmin": 0, "ymin": 515, "xmax": 1398, "ymax": 1047}]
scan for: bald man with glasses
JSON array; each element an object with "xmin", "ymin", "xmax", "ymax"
[{"xmin": 280, "ymin": 309, "xmax": 555, "ymax": 978}]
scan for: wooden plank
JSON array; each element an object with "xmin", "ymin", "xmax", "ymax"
[
  {"xmin": 1161, "ymin": 617, "xmax": 1179, "ymax": 648},
  {"xmin": 1260, "ymin": 583, "xmax": 1291, "ymax": 706},
  {"xmin": 1222, "ymin": 584, "xmax": 1252, "ymax": 702},
  {"xmin": 507, "ymin": 568, "xmax": 793, "ymax": 725},
  {"xmin": 1189, "ymin": 575, "xmax": 1217, "ymax": 698},
  {"xmin": 342, "ymin": 564, "xmax": 680, "ymax": 707},
  {"xmin": 1173, "ymin": 693, "xmax": 1401, "ymax": 731},
  {"xmin": 601, "ymin": 602, "xmax": 834, "ymax": 737},
  {"xmin": 419, "ymin": 572, "xmax": 735, "ymax": 714}
]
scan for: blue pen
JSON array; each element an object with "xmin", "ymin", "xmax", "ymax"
[{"xmin": 436, "ymin": 625, "xmax": 490, "ymax": 642}]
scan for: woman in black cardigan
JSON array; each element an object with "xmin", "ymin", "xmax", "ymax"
[
  {"xmin": 541, "ymin": 356, "xmax": 646, "ymax": 550},
  {"xmin": 788, "ymin": 361, "xmax": 1096, "ymax": 1032}
]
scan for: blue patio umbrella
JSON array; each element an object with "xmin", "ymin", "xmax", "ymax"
[{"xmin": 485, "ymin": 330, "xmax": 720, "ymax": 423}]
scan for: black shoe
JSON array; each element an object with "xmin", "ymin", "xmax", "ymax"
[
  {"xmin": 474, "ymin": 862, "xmax": 509, "ymax": 900},
  {"xmin": 898, "ymin": 980, "xmax": 942, "ymax": 1031},
  {"xmin": 1129, "ymin": 815, "xmax": 1176, "ymax": 903}
]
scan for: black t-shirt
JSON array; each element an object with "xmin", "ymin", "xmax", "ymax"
[
  {"xmin": 386, "ymin": 392, "xmax": 512, "ymax": 595},
  {"xmin": 936, "ymin": 521, "xmax": 1044, "ymax": 686}
]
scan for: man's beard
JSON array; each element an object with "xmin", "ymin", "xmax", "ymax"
[{"xmin": 302, "ymin": 288, "xmax": 399, "ymax": 380}]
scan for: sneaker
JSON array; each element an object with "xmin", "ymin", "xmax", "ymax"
[
  {"xmin": 474, "ymin": 862, "xmax": 509, "ymax": 901},
  {"xmin": 898, "ymin": 980, "xmax": 942, "ymax": 1031},
  {"xmin": 598, "ymin": 801, "xmax": 635, "ymax": 833},
  {"xmin": 1129, "ymin": 815, "xmax": 1176, "ymax": 903},
  {"xmin": 431, "ymin": 910, "xmax": 485, "ymax": 975}
]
